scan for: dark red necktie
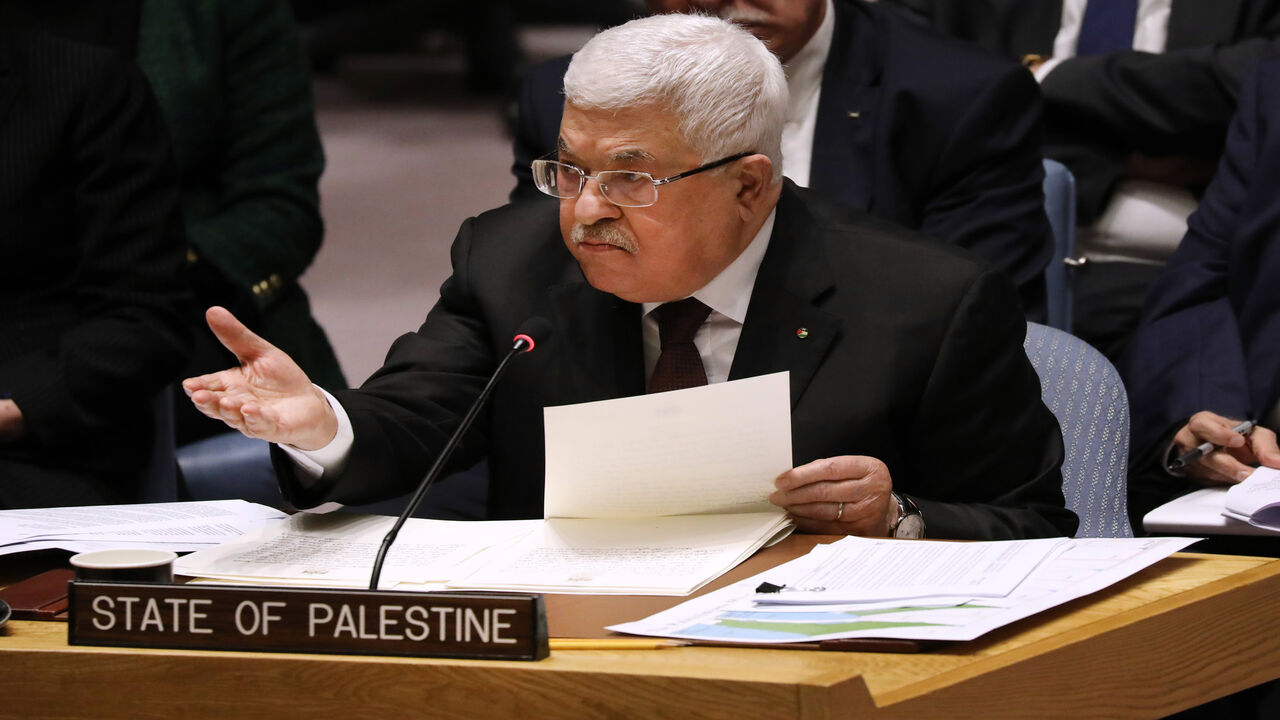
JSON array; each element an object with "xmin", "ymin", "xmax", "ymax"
[{"xmin": 648, "ymin": 298, "xmax": 712, "ymax": 393}]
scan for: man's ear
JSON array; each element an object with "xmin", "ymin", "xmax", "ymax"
[{"xmin": 734, "ymin": 154, "xmax": 777, "ymax": 220}]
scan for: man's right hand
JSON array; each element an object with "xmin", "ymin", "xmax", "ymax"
[
  {"xmin": 1172, "ymin": 411, "xmax": 1280, "ymax": 486},
  {"xmin": 182, "ymin": 306, "xmax": 338, "ymax": 451}
]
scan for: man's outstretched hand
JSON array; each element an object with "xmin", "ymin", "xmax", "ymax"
[{"xmin": 182, "ymin": 307, "xmax": 338, "ymax": 450}]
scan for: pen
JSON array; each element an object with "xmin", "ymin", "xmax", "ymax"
[
  {"xmin": 1169, "ymin": 420, "xmax": 1256, "ymax": 471},
  {"xmin": 549, "ymin": 638, "xmax": 688, "ymax": 651},
  {"xmin": 754, "ymin": 582, "xmax": 827, "ymax": 594}
]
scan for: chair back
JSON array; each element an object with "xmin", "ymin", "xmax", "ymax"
[
  {"xmin": 1042, "ymin": 159, "xmax": 1077, "ymax": 332},
  {"xmin": 1024, "ymin": 322, "xmax": 1132, "ymax": 537}
]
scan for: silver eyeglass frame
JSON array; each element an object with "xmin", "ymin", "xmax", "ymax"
[{"xmin": 531, "ymin": 151, "xmax": 754, "ymax": 207}]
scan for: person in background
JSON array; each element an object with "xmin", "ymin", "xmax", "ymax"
[
  {"xmin": 0, "ymin": 24, "xmax": 192, "ymax": 508},
  {"xmin": 884, "ymin": 0, "xmax": 1280, "ymax": 359},
  {"xmin": 185, "ymin": 14, "xmax": 1076, "ymax": 541},
  {"xmin": 510, "ymin": 0, "xmax": 1055, "ymax": 319},
  {"xmin": 135, "ymin": 0, "xmax": 346, "ymax": 446},
  {"xmin": 1121, "ymin": 57, "xmax": 1280, "ymax": 529},
  {"xmin": 0, "ymin": 0, "xmax": 346, "ymax": 446}
]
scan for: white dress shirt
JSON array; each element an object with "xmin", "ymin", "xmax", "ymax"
[
  {"xmin": 1034, "ymin": 0, "xmax": 1193, "ymax": 265},
  {"xmin": 778, "ymin": 0, "xmax": 835, "ymax": 187},
  {"xmin": 641, "ymin": 210, "xmax": 776, "ymax": 386}
]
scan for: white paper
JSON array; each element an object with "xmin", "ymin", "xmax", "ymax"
[
  {"xmin": 175, "ymin": 377, "xmax": 796, "ymax": 595},
  {"xmin": 752, "ymin": 535, "xmax": 1069, "ymax": 604},
  {"xmin": 1144, "ymin": 488, "xmax": 1279, "ymax": 536},
  {"xmin": 1224, "ymin": 467, "xmax": 1280, "ymax": 530},
  {"xmin": 175, "ymin": 514, "xmax": 540, "ymax": 589},
  {"xmin": 454, "ymin": 513, "xmax": 791, "ymax": 595},
  {"xmin": 4, "ymin": 539, "xmax": 237, "ymax": 555},
  {"xmin": 542, "ymin": 372, "xmax": 791, "ymax": 518},
  {"xmin": 608, "ymin": 536, "xmax": 1198, "ymax": 644},
  {"xmin": 0, "ymin": 500, "xmax": 287, "ymax": 556}
]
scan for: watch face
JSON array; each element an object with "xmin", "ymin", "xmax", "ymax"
[{"xmin": 894, "ymin": 513, "xmax": 925, "ymax": 539}]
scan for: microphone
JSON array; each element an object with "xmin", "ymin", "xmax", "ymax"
[{"xmin": 369, "ymin": 316, "xmax": 552, "ymax": 590}]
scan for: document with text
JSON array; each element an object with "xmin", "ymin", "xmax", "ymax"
[
  {"xmin": 749, "ymin": 535, "xmax": 1071, "ymax": 604},
  {"xmin": 608, "ymin": 536, "xmax": 1198, "ymax": 644},
  {"xmin": 176, "ymin": 514, "xmax": 541, "ymax": 588},
  {"xmin": 180, "ymin": 373, "xmax": 795, "ymax": 594},
  {"xmin": 0, "ymin": 500, "xmax": 287, "ymax": 555}
]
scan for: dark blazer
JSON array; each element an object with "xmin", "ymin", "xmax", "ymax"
[
  {"xmin": 510, "ymin": 0, "xmax": 1053, "ymax": 315},
  {"xmin": 1120, "ymin": 58, "xmax": 1280, "ymax": 521},
  {"xmin": 279, "ymin": 183, "xmax": 1076, "ymax": 541},
  {"xmin": 137, "ymin": 0, "xmax": 345, "ymax": 392},
  {"xmin": 886, "ymin": 0, "xmax": 1280, "ymax": 222},
  {"xmin": 0, "ymin": 30, "xmax": 191, "ymax": 506}
]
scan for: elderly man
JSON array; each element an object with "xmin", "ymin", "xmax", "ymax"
[
  {"xmin": 187, "ymin": 15, "xmax": 1075, "ymax": 540},
  {"xmin": 511, "ymin": 0, "xmax": 1054, "ymax": 319}
]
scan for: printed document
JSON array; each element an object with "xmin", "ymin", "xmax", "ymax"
[
  {"xmin": 0, "ymin": 500, "xmax": 286, "ymax": 555},
  {"xmin": 749, "ymin": 535, "xmax": 1070, "ymax": 604},
  {"xmin": 608, "ymin": 536, "xmax": 1197, "ymax": 643},
  {"xmin": 180, "ymin": 373, "xmax": 795, "ymax": 594}
]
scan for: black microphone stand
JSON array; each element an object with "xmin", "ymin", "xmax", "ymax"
[{"xmin": 368, "ymin": 333, "xmax": 536, "ymax": 590}]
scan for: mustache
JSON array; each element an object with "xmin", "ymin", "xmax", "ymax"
[
  {"xmin": 715, "ymin": 8, "xmax": 772, "ymax": 26},
  {"xmin": 570, "ymin": 223, "xmax": 639, "ymax": 254}
]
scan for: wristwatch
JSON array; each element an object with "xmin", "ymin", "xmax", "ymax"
[{"xmin": 890, "ymin": 492, "xmax": 925, "ymax": 539}]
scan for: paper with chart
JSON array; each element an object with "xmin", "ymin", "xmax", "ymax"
[
  {"xmin": 0, "ymin": 500, "xmax": 286, "ymax": 555},
  {"xmin": 1224, "ymin": 467, "xmax": 1280, "ymax": 530},
  {"xmin": 607, "ymin": 536, "xmax": 1198, "ymax": 643}
]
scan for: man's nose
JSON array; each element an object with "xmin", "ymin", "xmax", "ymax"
[{"xmin": 572, "ymin": 177, "xmax": 621, "ymax": 226}]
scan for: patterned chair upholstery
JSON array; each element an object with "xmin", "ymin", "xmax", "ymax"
[{"xmin": 1024, "ymin": 322, "xmax": 1133, "ymax": 537}]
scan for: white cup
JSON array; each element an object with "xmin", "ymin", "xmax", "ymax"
[{"xmin": 70, "ymin": 548, "xmax": 176, "ymax": 583}]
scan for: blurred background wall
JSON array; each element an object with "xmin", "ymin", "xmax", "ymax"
[{"xmin": 293, "ymin": 1, "xmax": 641, "ymax": 382}]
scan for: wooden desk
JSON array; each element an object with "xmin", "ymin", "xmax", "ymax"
[{"xmin": 2, "ymin": 550, "xmax": 1279, "ymax": 719}]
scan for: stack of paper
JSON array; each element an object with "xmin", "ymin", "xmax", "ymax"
[
  {"xmin": 176, "ymin": 514, "xmax": 541, "ymax": 589},
  {"xmin": 178, "ymin": 373, "xmax": 796, "ymax": 595},
  {"xmin": 1144, "ymin": 466, "xmax": 1280, "ymax": 536},
  {"xmin": 607, "ymin": 535, "xmax": 1199, "ymax": 644},
  {"xmin": 1224, "ymin": 467, "xmax": 1280, "ymax": 531},
  {"xmin": 0, "ymin": 500, "xmax": 287, "ymax": 556},
  {"xmin": 176, "ymin": 511, "xmax": 790, "ymax": 595}
]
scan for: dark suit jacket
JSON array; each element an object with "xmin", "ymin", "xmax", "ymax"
[
  {"xmin": 1120, "ymin": 58, "xmax": 1280, "ymax": 522},
  {"xmin": 0, "ymin": 30, "xmax": 191, "ymax": 506},
  {"xmin": 137, "ymin": 0, "xmax": 345, "ymax": 392},
  {"xmin": 279, "ymin": 183, "xmax": 1077, "ymax": 541},
  {"xmin": 510, "ymin": 0, "xmax": 1052, "ymax": 316},
  {"xmin": 886, "ymin": 0, "xmax": 1280, "ymax": 222}
]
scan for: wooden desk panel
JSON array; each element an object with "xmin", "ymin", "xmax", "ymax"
[{"xmin": 2, "ymin": 552, "xmax": 1278, "ymax": 719}]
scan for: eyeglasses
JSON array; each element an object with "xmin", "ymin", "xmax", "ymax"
[{"xmin": 531, "ymin": 152, "xmax": 753, "ymax": 208}]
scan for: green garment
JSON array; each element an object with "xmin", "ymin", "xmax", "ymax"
[{"xmin": 136, "ymin": 0, "xmax": 346, "ymax": 391}]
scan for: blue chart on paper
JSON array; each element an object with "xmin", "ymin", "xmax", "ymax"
[{"xmin": 679, "ymin": 623, "xmax": 807, "ymax": 641}]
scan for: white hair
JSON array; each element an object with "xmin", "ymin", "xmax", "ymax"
[{"xmin": 563, "ymin": 13, "xmax": 788, "ymax": 181}]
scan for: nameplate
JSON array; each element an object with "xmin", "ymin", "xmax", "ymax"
[{"xmin": 67, "ymin": 581, "xmax": 549, "ymax": 661}]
